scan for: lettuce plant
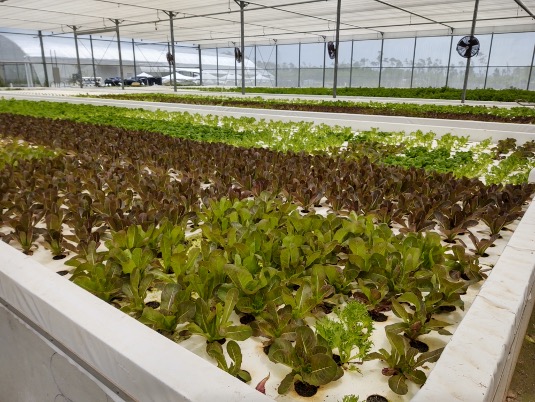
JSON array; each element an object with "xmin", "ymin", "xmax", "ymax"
[
  {"xmin": 185, "ymin": 288, "xmax": 252, "ymax": 343},
  {"xmin": 139, "ymin": 283, "xmax": 195, "ymax": 333},
  {"xmin": 268, "ymin": 325, "xmax": 344, "ymax": 395},
  {"xmin": 206, "ymin": 340, "xmax": 251, "ymax": 383},
  {"xmin": 352, "ymin": 278, "xmax": 391, "ymax": 319},
  {"xmin": 387, "ymin": 291, "xmax": 451, "ymax": 342},
  {"xmin": 225, "ymin": 263, "xmax": 283, "ymax": 316},
  {"xmin": 315, "ymin": 301, "xmax": 374, "ymax": 366},
  {"xmin": 366, "ymin": 331, "xmax": 443, "ymax": 395},
  {"xmin": 121, "ymin": 267, "xmax": 155, "ymax": 316},
  {"xmin": 4, "ymin": 209, "xmax": 43, "ymax": 255},
  {"xmin": 433, "ymin": 202, "xmax": 479, "ymax": 243},
  {"xmin": 67, "ymin": 241, "xmax": 123, "ymax": 302},
  {"xmin": 42, "ymin": 210, "xmax": 68, "ymax": 258},
  {"xmin": 467, "ymin": 231, "xmax": 499, "ymax": 257},
  {"xmin": 250, "ymin": 303, "xmax": 299, "ymax": 347}
]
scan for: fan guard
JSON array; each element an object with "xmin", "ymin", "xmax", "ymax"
[
  {"xmin": 234, "ymin": 47, "xmax": 243, "ymax": 63},
  {"xmin": 327, "ymin": 41, "xmax": 337, "ymax": 60},
  {"xmin": 456, "ymin": 36, "xmax": 480, "ymax": 59}
]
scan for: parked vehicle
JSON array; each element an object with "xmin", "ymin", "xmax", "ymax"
[
  {"xmin": 104, "ymin": 77, "xmax": 122, "ymax": 86},
  {"xmin": 82, "ymin": 77, "xmax": 102, "ymax": 86}
]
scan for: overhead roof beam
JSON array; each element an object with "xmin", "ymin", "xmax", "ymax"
[
  {"xmin": 513, "ymin": 0, "xmax": 535, "ymax": 19},
  {"xmin": 246, "ymin": 0, "xmax": 383, "ymax": 35},
  {"xmin": 91, "ymin": 0, "xmax": 327, "ymax": 17},
  {"xmin": 76, "ymin": 27, "xmax": 117, "ymax": 36},
  {"xmin": 372, "ymin": 0, "xmax": 454, "ymax": 31},
  {"xmin": 112, "ymin": 11, "xmax": 329, "ymax": 43}
]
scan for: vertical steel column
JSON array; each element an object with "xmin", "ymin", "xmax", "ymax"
[
  {"xmin": 275, "ymin": 43, "xmax": 278, "ymax": 87},
  {"xmin": 198, "ymin": 45, "xmax": 203, "ymax": 86},
  {"xmin": 322, "ymin": 41, "xmax": 327, "ymax": 88},
  {"xmin": 132, "ymin": 39, "xmax": 137, "ymax": 78},
  {"xmin": 167, "ymin": 42, "xmax": 172, "ymax": 86},
  {"xmin": 237, "ymin": 1, "xmax": 247, "ymax": 95},
  {"xmin": 349, "ymin": 40, "xmax": 354, "ymax": 88},
  {"xmin": 113, "ymin": 19, "xmax": 125, "ymax": 90},
  {"xmin": 445, "ymin": 33, "xmax": 454, "ymax": 88},
  {"xmin": 254, "ymin": 45, "xmax": 257, "ymax": 87},
  {"xmin": 165, "ymin": 11, "xmax": 177, "ymax": 92},
  {"xmin": 410, "ymin": 37, "xmax": 417, "ymax": 88},
  {"xmin": 234, "ymin": 51, "xmax": 238, "ymax": 86},
  {"xmin": 71, "ymin": 26, "xmax": 83, "ymax": 88},
  {"xmin": 483, "ymin": 33, "xmax": 494, "ymax": 89},
  {"xmin": 527, "ymin": 42, "xmax": 535, "ymax": 90},
  {"xmin": 1, "ymin": 65, "xmax": 6, "ymax": 86},
  {"xmin": 333, "ymin": 0, "xmax": 342, "ymax": 98},
  {"xmin": 298, "ymin": 43, "xmax": 301, "ymax": 87},
  {"xmin": 378, "ymin": 36, "xmax": 384, "ymax": 87},
  {"xmin": 90, "ymin": 35, "xmax": 97, "ymax": 86},
  {"xmin": 216, "ymin": 47, "xmax": 220, "ymax": 86},
  {"xmin": 38, "ymin": 31, "xmax": 49, "ymax": 87},
  {"xmin": 461, "ymin": 0, "xmax": 480, "ymax": 103}
]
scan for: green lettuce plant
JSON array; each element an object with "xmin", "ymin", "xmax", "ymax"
[
  {"xmin": 366, "ymin": 331, "xmax": 443, "ymax": 395},
  {"xmin": 387, "ymin": 291, "xmax": 452, "ymax": 342},
  {"xmin": 139, "ymin": 283, "xmax": 195, "ymax": 333},
  {"xmin": 315, "ymin": 301, "xmax": 374, "ymax": 366},
  {"xmin": 67, "ymin": 241, "xmax": 123, "ymax": 302},
  {"xmin": 268, "ymin": 325, "xmax": 344, "ymax": 395},
  {"xmin": 206, "ymin": 340, "xmax": 251, "ymax": 383},
  {"xmin": 185, "ymin": 288, "xmax": 252, "ymax": 343}
]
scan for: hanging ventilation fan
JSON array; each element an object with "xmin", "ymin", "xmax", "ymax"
[
  {"xmin": 235, "ymin": 47, "xmax": 243, "ymax": 63},
  {"xmin": 456, "ymin": 36, "xmax": 480, "ymax": 59},
  {"xmin": 327, "ymin": 41, "xmax": 337, "ymax": 60},
  {"xmin": 166, "ymin": 52, "xmax": 175, "ymax": 67}
]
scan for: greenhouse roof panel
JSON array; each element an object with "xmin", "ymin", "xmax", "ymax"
[{"xmin": 0, "ymin": 0, "xmax": 534, "ymax": 46}]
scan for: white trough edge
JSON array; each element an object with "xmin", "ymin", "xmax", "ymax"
[
  {"xmin": 413, "ymin": 198, "xmax": 535, "ymax": 402},
  {"xmin": 0, "ymin": 242, "xmax": 272, "ymax": 402}
]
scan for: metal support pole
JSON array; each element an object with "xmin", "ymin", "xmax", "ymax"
[
  {"xmin": 527, "ymin": 42, "xmax": 535, "ymax": 90},
  {"xmin": 461, "ymin": 0, "xmax": 480, "ymax": 103},
  {"xmin": 333, "ymin": 0, "xmax": 342, "ymax": 98},
  {"xmin": 198, "ymin": 45, "xmax": 203, "ymax": 86},
  {"xmin": 38, "ymin": 31, "xmax": 49, "ymax": 87},
  {"xmin": 236, "ymin": 0, "xmax": 247, "ymax": 94},
  {"xmin": 132, "ymin": 39, "xmax": 137, "ymax": 78},
  {"xmin": 484, "ymin": 33, "xmax": 494, "ymax": 89},
  {"xmin": 323, "ymin": 41, "xmax": 327, "ymax": 88},
  {"xmin": 378, "ymin": 36, "xmax": 384, "ymax": 87},
  {"xmin": 90, "ymin": 35, "xmax": 97, "ymax": 86},
  {"xmin": 71, "ymin": 26, "xmax": 83, "ymax": 88},
  {"xmin": 445, "ymin": 33, "xmax": 454, "ymax": 88},
  {"xmin": 275, "ymin": 43, "xmax": 278, "ymax": 87},
  {"xmin": 165, "ymin": 11, "xmax": 177, "ymax": 92},
  {"xmin": 254, "ymin": 45, "xmax": 257, "ymax": 87},
  {"xmin": 216, "ymin": 47, "xmax": 219, "ymax": 86},
  {"xmin": 235, "ymin": 50, "xmax": 238, "ymax": 86},
  {"xmin": 167, "ymin": 42, "xmax": 172, "ymax": 86},
  {"xmin": 410, "ymin": 37, "xmax": 417, "ymax": 88},
  {"xmin": 298, "ymin": 43, "xmax": 301, "ymax": 87},
  {"xmin": 349, "ymin": 40, "xmax": 354, "ymax": 88},
  {"xmin": 113, "ymin": 19, "xmax": 125, "ymax": 90}
]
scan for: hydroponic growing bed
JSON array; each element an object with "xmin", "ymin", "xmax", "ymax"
[{"xmin": 1, "ymin": 99, "xmax": 535, "ymax": 401}]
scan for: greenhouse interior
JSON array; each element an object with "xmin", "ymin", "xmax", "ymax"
[{"xmin": 1, "ymin": 1, "xmax": 535, "ymax": 402}]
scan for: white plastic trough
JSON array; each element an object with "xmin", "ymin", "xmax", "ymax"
[
  {"xmin": 0, "ymin": 241, "xmax": 271, "ymax": 402},
  {"xmin": 1, "ymin": 197, "xmax": 534, "ymax": 401}
]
